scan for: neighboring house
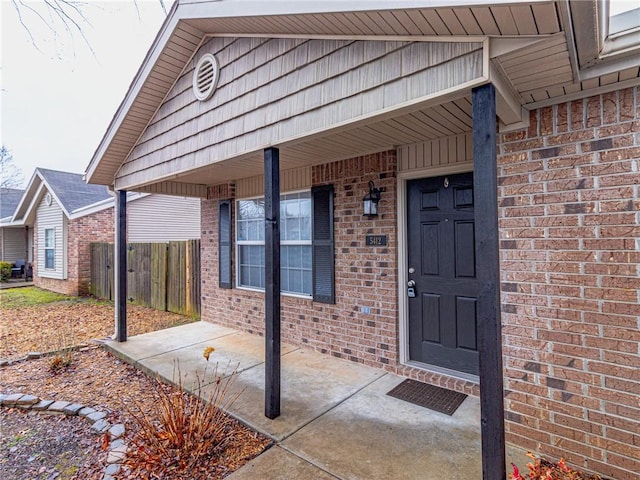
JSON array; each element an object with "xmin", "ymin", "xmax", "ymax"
[
  {"xmin": 0, "ymin": 188, "xmax": 28, "ymax": 265},
  {"xmin": 11, "ymin": 168, "xmax": 201, "ymax": 295},
  {"xmin": 85, "ymin": 2, "xmax": 639, "ymax": 479}
]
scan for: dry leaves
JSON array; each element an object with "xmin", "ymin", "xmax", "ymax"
[
  {"xmin": 0, "ymin": 299, "xmax": 270, "ymax": 479},
  {"xmin": 0, "ymin": 299, "xmax": 192, "ymax": 361}
]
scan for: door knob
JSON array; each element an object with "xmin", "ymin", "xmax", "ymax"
[{"xmin": 407, "ymin": 280, "xmax": 416, "ymax": 287}]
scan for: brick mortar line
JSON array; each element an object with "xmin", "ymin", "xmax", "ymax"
[{"xmin": 0, "ymin": 392, "xmax": 126, "ymax": 480}]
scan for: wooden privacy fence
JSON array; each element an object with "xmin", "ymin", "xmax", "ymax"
[{"xmin": 90, "ymin": 240, "xmax": 200, "ymax": 317}]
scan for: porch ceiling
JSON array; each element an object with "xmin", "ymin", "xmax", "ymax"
[{"xmin": 168, "ymin": 95, "xmax": 472, "ymax": 188}]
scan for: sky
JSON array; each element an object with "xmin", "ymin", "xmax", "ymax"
[{"xmin": 1, "ymin": 0, "xmax": 172, "ymax": 188}]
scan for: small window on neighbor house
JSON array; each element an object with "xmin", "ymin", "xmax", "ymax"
[{"xmin": 44, "ymin": 228, "xmax": 55, "ymax": 269}]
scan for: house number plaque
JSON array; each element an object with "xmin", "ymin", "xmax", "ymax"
[{"xmin": 365, "ymin": 235, "xmax": 387, "ymax": 246}]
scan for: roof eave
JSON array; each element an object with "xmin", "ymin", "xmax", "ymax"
[
  {"xmin": 85, "ymin": 0, "xmax": 183, "ymax": 186},
  {"xmin": 84, "ymin": 0, "xmax": 569, "ymax": 188}
]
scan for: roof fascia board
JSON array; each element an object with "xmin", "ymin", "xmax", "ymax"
[
  {"xmin": 85, "ymin": 1, "xmax": 184, "ymax": 184},
  {"xmin": 0, "ymin": 216, "xmax": 24, "ymax": 228},
  {"xmin": 207, "ymin": 32, "xmax": 490, "ymax": 42},
  {"xmin": 11, "ymin": 169, "xmax": 42, "ymax": 221},
  {"xmin": 15, "ymin": 182, "xmax": 47, "ymax": 225},
  {"xmin": 68, "ymin": 197, "xmax": 114, "ymax": 220},
  {"xmin": 67, "ymin": 191, "xmax": 150, "ymax": 220},
  {"xmin": 0, "ymin": 220, "xmax": 26, "ymax": 227},
  {"xmin": 525, "ymin": 77, "xmax": 640, "ymax": 110},
  {"xmin": 178, "ymin": 0, "xmax": 547, "ymax": 18}
]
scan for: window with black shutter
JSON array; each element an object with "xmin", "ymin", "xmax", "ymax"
[
  {"xmin": 229, "ymin": 185, "xmax": 335, "ymax": 302},
  {"xmin": 219, "ymin": 200, "xmax": 232, "ymax": 289}
]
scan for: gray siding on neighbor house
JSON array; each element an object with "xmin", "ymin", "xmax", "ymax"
[
  {"xmin": 1, "ymin": 227, "xmax": 27, "ymax": 264},
  {"xmin": 127, "ymin": 194, "xmax": 201, "ymax": 243},
  {"xmin": 37, "ymin": 194, "xmax": 66, "ymax": 279},
  {"xmin": 117, "ymin": 38, "xmax": 483, "ymax": 189}
]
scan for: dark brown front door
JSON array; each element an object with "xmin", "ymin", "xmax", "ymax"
[{"xmin": 407, "ymin": 172, "xmax": 479, "ymax": 375}]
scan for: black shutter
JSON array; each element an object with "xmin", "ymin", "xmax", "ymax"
[
  {"xmin": 218, "ymin": 200, "xmax": 232, "ymax": 289},
  {"xmin": 312, "ymin": 185, "xmax": 335, "ymax": 304}
]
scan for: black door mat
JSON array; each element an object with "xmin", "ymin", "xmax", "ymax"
[{"xmin": 387, "ymin": 379, "xmax": 467, "ymax": 416}]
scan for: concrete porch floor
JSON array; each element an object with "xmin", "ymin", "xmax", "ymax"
[{"xmin": 105, "ymin": 321, "xmax": 526, "ymax": 479}]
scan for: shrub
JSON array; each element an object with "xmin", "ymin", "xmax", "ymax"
[
  {"xmin": 124, "ymin": 353, "xmax": 242, "ymax": 476},
  {"xmin": 47, "ymin": 322, "xmax": 76, "ymax": 373},
  {"xmin": 510, "ymin": 453, "xmax": 610, "ymax": 480},
  {"xmin": 0, "ymin": 261, "xmax": 11, "ymax": 282}
]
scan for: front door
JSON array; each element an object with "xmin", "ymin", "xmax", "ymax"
[{"xmin": 406, "ymin": 172, "xmax": 479, "ymax": 376}]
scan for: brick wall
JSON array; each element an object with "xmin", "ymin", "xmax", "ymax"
[
  {"xmin": 67, "ymin": 208, "xmax": 115, "ymax": 295},
  {"xmin": 498, "ymin": 86, "xmax": 639, "ymax": 480},
  {"xmin": 33, "ymin": 208, "xmax": 114, "ymax": 296},
  {"xmin": 202, "ymin": 152, "xmax": 399, "ymax": 366},
  {"xmin": 200, "ymin": 88, "xmax": 638, "ymax": 479}
]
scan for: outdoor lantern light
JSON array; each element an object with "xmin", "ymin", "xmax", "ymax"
[{"xmin": 363, "ymin": 180, "xmax": 381, "ymax": 217}]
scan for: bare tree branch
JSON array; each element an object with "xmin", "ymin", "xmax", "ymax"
[
  {"xmin": 0, "ymin": 147, "xmax": 25, "ymax": 189},
  {"xmin": 12, "ymin": 0, "xmax": 169, "ymax": 59}
]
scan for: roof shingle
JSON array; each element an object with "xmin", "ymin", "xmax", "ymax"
[{"xmin": 37, "ymin": 168, "xmax": 111, "ymax": 213}]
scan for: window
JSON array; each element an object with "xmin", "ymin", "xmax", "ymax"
[
  {"xmin": 237, "ymin": 192, "xmax": 312, "ymax": 296},
  {"xmin": 608, "ymin": 1, "xmax": 640, "ymax": 35},
  {"xmin": 44, "ymin": 228, "xmax": 55, "ymax": 269},
  {"xmin": 600, "ymin": 0, "xmax": 640, "ymax": 57}
]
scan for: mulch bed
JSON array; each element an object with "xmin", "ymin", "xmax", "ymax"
[
  {"xmin": 0, "ymin": 299, "xmax": 193, "ymax": 361},
  {"xmin": 1, "ymin": 293, "xmax": 271, "ymax": 480},
  {"xmin": 1, "ymin": 348, "xmax": 271, "ymax": 479}
]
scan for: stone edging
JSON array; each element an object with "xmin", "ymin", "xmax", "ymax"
[
  {"xmin": 0, "ymin": 392, "xmax": 126, "ymax": 480},
  {"xmin": 0, "ymin": 344, "xmax": 96, "ymax": 367}
]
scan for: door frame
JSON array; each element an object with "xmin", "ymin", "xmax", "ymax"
[{"xmin": 396, "ymin": 162, "xmax": 479, "ymax": 383}]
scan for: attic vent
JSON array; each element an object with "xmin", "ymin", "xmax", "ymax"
[{"xmin": 192, "ymin": 53, "xmax": 220, "ymax": 101}]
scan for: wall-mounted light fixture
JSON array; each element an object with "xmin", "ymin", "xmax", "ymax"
[{"xmin": 363, "ymin": 180, "xmax": 381, "ymax": 218}]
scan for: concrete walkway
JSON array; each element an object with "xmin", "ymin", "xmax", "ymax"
[
  {"xmin": 105, "ymin": 321, "xmax": 526, "ymax": 479},
  {"xmin": 0, "ymin": 280, "xmax": 33, "ymax": 290}
]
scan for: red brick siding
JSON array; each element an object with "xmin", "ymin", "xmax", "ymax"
[
  {"xmin": 498, "ymin": 86, "xmax": 639, "ymax": 480},
  {"xmin": 202, "ymin": 152, "xmax": 399, "ymax": 364},
  {"xmin": 67, "ymin": 208, "xmax": 115, "ymax": 295},
  {"xmin": 201, "ymin": 151, "xmax": 481, "ymax": 396},
  {"xmin": 201, "ymin": 87, "xmax": 637, "ymax": 480},
  {"xmin": 33, "ymin": 208, "xmax": 114, "ymax": 296}
]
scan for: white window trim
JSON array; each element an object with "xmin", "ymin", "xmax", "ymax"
[
  {"xmin": 235, "ymin": 189, "xmax": 313, "ymax": 298},
  {"xmin": 44, "ymin": 228, "xmax": 55, "ymax": 270}
]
